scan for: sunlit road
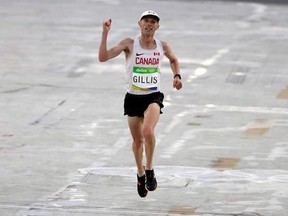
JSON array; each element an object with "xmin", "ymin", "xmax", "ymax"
[{"xmin": 1, "ymin": 0, "xmax": 288, "ymax": 215}]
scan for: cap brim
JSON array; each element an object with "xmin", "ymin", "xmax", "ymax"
[{"xmin": 140, "ymin": 15, "xmax": 160, "ymax": 22}]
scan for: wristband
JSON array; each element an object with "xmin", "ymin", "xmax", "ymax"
[{"xmin": 174, "ymin": 74, "xmax": 181, "ymax": 79}]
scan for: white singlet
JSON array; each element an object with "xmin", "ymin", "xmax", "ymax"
[{"xmin": 126, "ymin": 37, "xmax": 164, "ymax": 95}]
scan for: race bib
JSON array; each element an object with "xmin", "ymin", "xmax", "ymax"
[{"xmin": 132, "ymin": 66, "xmax": 159, "ymax": 91}]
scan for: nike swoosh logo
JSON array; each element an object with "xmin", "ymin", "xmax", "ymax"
[{"xmin": 136, "ymin": 53, "xmax": 145, "ymax": 56}]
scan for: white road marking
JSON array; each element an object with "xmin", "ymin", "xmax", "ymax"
[
  {"xmin": 186, "ymin": 104, "xmax": 288, "ymax": 115},
  {"xmin": 158, "ymin": 104, "xmax": 288, "ymax": 158},
  {"xmin": 247, "ymin": 3, "xmax": 267, "ymax": 22},
  {"xmin": 77, "ymin": 166, "xmax": 288, "ymax": 184},
  {"xmin": 161, "ymin": 126, "xmax": 243, "ymax": 158},
  {"xmin": 186, "ymin": 48, "xmax": 230, "ymax": 83},
  {"xmin": 201, "ymin": 49, "xmax": 230, "ymax": 67}
]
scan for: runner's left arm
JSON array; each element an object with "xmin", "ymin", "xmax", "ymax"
[{"xmin": 162, "ymin": 41, "xmax": 182, "ymax": 90}]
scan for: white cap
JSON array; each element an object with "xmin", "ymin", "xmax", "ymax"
[{"xmin": 140, "ymin": 10, "xmax": 160, "ymax": 21}]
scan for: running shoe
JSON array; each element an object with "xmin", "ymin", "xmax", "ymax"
[
  {"xmin": 137, "ymin": 174, "xmax": 148, "ymax": 198},
  {"xmin": 145, "ymin": 169, "xmax": 157, "ymax": 191}
]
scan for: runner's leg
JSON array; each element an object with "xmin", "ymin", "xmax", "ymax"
[
  {"xmin": 127, "ymin": 116, "xmax": 145, "ymax": 174},
  {"xmin": 143, "ymin": 103, "xmax": 160, "ymax": 169}
]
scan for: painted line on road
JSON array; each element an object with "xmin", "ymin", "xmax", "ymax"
[
  {"xmin": 77, "ymin": 166, "xmax": 288, "ymax": 184},
  {"xmin": 14, "ymin": 204, "xmax": 172, "ymax": 216},
  {"xmin": 185, "ymin": 104, "xmax": 288, "ymax": 115},
  {"xmin": 201, "ymin": 49, "xmax": 230, "ymax": 67},
  {"xmin": 187, "ymin": 48, "xmax": 230, "ymax": 83},
  {"xmin": 267, "ymin": 142, "xmax": 288, "ymax": 161},
  {"xmin": 15, "ymin": 122, "xmax": 131, "ymax": 215},
  {"xmin": 247, "ymin": 3, "xmax": 267, "ymax": 22},
  {"xmin": 161, "ymin": 126, "xmax": 243, "ymax": 159},
  {"xmin": 14, "ymin": 166, "xmax": 288, "ymax": 215}
]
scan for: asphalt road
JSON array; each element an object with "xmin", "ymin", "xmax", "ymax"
[{"xmin": 1, "ymin": 0, "xmax": 288, "ymax": 215}]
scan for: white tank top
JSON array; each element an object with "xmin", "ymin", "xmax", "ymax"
[{"xmin": 126, "ymin": 37, "xmax": 164, "ymax": 95}]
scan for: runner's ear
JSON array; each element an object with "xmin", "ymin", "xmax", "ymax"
[{"xmin": 156, "ymin": 23, "xmax": 160, "ymax": 30}]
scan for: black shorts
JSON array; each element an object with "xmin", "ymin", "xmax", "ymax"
[{"xmin": 124, "ymin": 92, "xmax": 164, "ymax": 117}]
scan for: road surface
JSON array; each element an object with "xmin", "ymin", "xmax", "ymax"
[{"xmin": 0, "ymin": 0, "xmax": 288, "ymax": 215}]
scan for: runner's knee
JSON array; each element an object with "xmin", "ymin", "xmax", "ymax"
[
  {"xmin": 143, "ymin": 127, "xmax": 154, "ymax": 140},
  {"xmin": 132, "ymin": 137, "xmax": 144, "ymax": 148}
]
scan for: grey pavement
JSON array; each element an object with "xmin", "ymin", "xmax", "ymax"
[{"xmin": 1, "ymin": 0, "xmax": 288, "ymax": 215}]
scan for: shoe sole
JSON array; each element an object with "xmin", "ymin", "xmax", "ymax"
[
  {"xmin": 146, "ymin": 183, "xmax": 158, "ymax": 191},
  {"xmin": 138, "ymin": 185, "xmax": 148, "ymax": 197},
  {"xmin": 139, "ymin": 191, "xmax": 148, "ymax": 198}
]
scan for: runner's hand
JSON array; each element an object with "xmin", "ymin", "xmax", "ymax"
[
  {"xmin": 173, "ymin": 78, "xmax": 182, "ymax": 90},
  {"xmin": 102, "ymin": 19, "xmax": 112, "ymax": 32}
]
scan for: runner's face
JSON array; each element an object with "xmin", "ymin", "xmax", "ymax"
[{"xmin": 139, "ymin": 17, "xmax": 159, "ymax": 34}]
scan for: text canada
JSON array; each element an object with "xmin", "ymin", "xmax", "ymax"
[{"xmin": 135, "ymin": 57, "xmax": 159, "ymax": 65}]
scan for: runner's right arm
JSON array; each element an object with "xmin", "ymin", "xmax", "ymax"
[{"xmin": 98, "ymin": 19, "xmax": 130, "ymax": 62}]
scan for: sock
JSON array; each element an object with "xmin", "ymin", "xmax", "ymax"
[{"xmin": 137, "ymin": 172, "xmax": 145, "ymax": 177}]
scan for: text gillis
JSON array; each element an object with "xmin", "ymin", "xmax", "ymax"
[{"xmin": 133, "ymin": 76, "xmax": 157, "ymax": 84}]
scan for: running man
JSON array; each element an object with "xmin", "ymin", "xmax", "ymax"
[{"xmin": 98, "ymin": 10, "xmax": 182, "ymax": 198}]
